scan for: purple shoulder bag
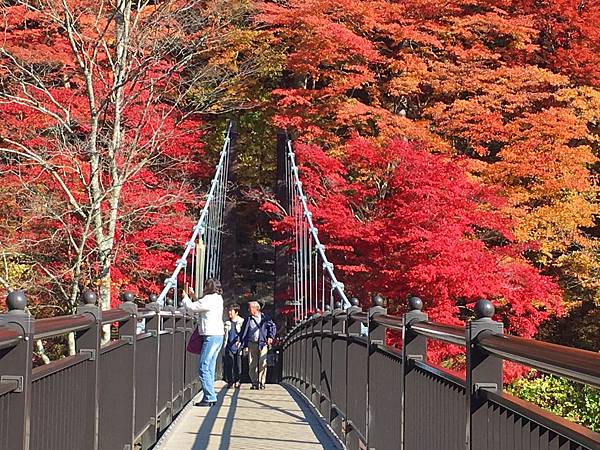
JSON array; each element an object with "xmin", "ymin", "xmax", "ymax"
[{"xmin": 186, "ymin": 327, "xmax": 204, "ymax": 354}]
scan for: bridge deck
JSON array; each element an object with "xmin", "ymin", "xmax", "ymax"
[{"xmin": 158, "ymin": 381, "xmax": 340, "ymax": 450}]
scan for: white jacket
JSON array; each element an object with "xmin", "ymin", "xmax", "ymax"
[{"xmin": 182, "ymin": 292, "xmax": 224, "ymax": 336}]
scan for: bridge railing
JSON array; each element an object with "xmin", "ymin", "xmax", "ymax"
[
  {"xmin": 281, "ymin": 297, "xmax": 600, "ymax": 450},
  {"xmin": 0, "ymin": 292, "xmax": 200, "ymax": 450}
]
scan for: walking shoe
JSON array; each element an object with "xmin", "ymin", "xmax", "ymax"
[
  {"xmin": 195, "ymin": 400, "xmax": 216, "ymax": 407},
  {"xmin": 250, "ymin": 384, "xmax": 259, "ymax": 390},
  {"xmin": 259, "ymin": 383, "xmax": 265, "ymax": 390}
]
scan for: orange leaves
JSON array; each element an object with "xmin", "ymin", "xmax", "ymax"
[{"xmin": 264, "ymin": 0, "xmax": 600, "ymax": 341}]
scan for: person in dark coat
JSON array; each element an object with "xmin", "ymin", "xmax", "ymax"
[
  {"xmin": 240, "ymin": 301, "xmax": 277, "ymax": 389},
  {"xmin": 223, "ymin": 303, "xmax": 244, "ymax": 388}
]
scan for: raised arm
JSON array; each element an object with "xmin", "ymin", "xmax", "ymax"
[{"xmin": 182, "ymin": 293, "xmax": 211, "ymax": 313}]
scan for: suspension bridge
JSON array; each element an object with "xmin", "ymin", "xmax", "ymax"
[{"xmin": 1, "ymin": 122, "xmax": 599, "ymax": 450}]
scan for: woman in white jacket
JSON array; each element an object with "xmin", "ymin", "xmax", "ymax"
[{"xmin": 182, "ymin": 279, "xmax": 224, "ymax": 407}]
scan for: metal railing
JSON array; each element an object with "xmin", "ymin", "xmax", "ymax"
[
  {"xmin": 281, "ymin": 297, "xmax": 600, "ymax": 450},
  {"xmin": 0, "ymin": 292, "xmax": 201, "ymax": 450},
  {"xmin": 0, "ymin": 125, "xmax": 234, "ymax": 450}
]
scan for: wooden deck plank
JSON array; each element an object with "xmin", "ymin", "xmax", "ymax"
[{"xmin": 158, "ymin": 381, "xmax": 340, "ymax": 449}]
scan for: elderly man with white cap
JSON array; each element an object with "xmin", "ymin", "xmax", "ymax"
[{"xmin": 240, "ymin": 301, "xmax": 277, "ymax": 389}]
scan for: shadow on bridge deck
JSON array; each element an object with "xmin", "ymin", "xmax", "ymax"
[{"xmin": 156, "ymin": 381, "xmax": 341, "ymax": 450}]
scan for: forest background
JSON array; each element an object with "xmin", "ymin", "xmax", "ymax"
[{"xmin": 0, "ymin": 0, "xmax": 599, "ymax": 431}]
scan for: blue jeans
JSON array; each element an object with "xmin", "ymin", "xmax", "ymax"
[{"xmin": 198, "ymin": 335, "xmax": 223, "ymax": 402}]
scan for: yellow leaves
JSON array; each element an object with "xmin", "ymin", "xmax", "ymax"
[
  {"xmin": 510, "ymin": 194, "xmax": 596, "ymax": 253},
  {"xmin": 0, "ymin": 255, "xmax": 32, "ymax": 294},
  {"xmin": 557, "ymin": 86, "xmax": 600, "ymax": 126},
  {"xmin": 556, "ymin": 247, "xmax": 600, "ymax": 306}
]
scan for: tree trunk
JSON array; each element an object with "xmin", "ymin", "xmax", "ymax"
[{"xmin": 98, "ymin": 268, "xmax": 112, "ymax": 343}]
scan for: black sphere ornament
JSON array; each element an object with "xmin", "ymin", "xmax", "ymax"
[
  {"xmin": 148, "ymin": 294, "xmax": 158, "ymax": 303},
  {"xmin": 474, "ymin": 299, "xmax": 495, "ymax": 319},
  {"xmin": 121, "ymin": 291, "xmax": 135, "ymax": 303},
  {"xmin": 166, "ymin": 297, "xmax": 174, "ymax": 306},
  {"xmin": 7, "ymin": 290, "xmax": 27, "ymax": 311},
  {"xmin": 408, "ymin": 296, "xmax": 423, "ymax": 311},
  {"xmin": 372, "ymin": 294, "xmax": 384, "ymax": 307},
  {"xmin": 334, "ymin": 301, "xmax": 342, "ymax": 309},
  {"xmin": 324, "ymin": 304, "xmax": 332, "ymax": 311},
  {"xmin": 81, "ymin": 290, "xmax": 97, "ymax": 305},
  {"xmin": 350, "ymin": 297, "xmax": 360, "ymax": 307}
]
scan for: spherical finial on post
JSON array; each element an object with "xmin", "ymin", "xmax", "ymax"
[
  {"xmin": 408, "ymin": 296, "xmax": 423, "ymax": 311},
  {"xmin": 81, "ymin": 290, "xmax": 97, "ymax": 305},
  {"xmin": 120, "ymin": 291, "xmax": 135, "ymax": 303},
  {"xmin": 6, "ymin": 290, "xmax": 27, "ymax": 311},
  {"xmin": 350, "ymin": 297, "xmax": 360, "ymax": 307},
  {"xmin": 166, "ymin": 297, "xmax": 174, "ymax": 307},
  {"xmin": 324, "ymin": 304, "xmax": 332, "ymax": 312},
  {"xmin": 474, "ymin": 299, "xmax": 495, "ymax": 319},
  {"xmin": 334, "ymin": 301, "xmax": 342, "ymax": 310},
  {"xmin": 148, "ymin": 294, "xmax": 158, "ymax": 303},
  {"xmin": 372, "ymin": 294, "xmax": 384, "ymax": 307}
]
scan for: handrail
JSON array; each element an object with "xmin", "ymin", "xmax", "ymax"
[
  {"xmin": 287, "ymin": 307, "xmax": 600, "ymax": 389},
  {"xmin": 136, "ymin": 309, "xmax": 158, "ymax": 319},
  {"xmin": 478, "ymin": 333, "xmax": 600, "ymax": 389},
  {"xmin": 0, "ymin": 297, "xmax": 201, "ymax": 450},
  {"xmin": 101, "ymin": 309, "xmax": 132, "ymax": 325},
  {"xmin": 282, "ymin": 300, "xmax": 600, "ymax": 449},
  {"xmin": 0, "ymin": 326, "xmax": 22, "ymax": 350},
  {"xmin": 349, "ymin": 311, "xmax": 368, "ymax": 322},
  {"xmin": 411, "ymin": 322, "xmax": 466, "ymax": 347},
  {"xmin": 371, "ymin": 313, "xmax": 403, "ymax": 331},
  {"xmin": 35, "ymin": 314, "xmax": 94, "ymax": 340}
]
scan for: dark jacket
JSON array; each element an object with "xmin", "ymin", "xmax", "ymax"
[
  {"xmin": 224, "ymin": 317, "xmax": 244, "ymax": 354},
  {"xmin": 240, "ymin": 313, "xmax": 277, "ymax": 350}
]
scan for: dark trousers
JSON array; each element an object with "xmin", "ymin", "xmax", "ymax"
[{"xmin": 223, "ymin": 348, "xmax": 241, "ymax": 384}]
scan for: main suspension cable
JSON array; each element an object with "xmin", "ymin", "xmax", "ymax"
[
  {"xmin": 156, "ymin": 121, "xmax": 233, "ymax": 306},
  {"xmin": 285, "ymin": 138, "xmax": 350, "ymax": 321}
]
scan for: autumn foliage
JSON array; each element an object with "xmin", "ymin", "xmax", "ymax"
[
  {"xmin": 0, "ymin": 0, "xmax": 265, "ymax": 314},
  {"xmin": 272, "ymin": 138, "xmax": 564, "ymax": 368},
  {"xmin": 260, "ymin": 0, "xmax": 600, "ymax": 353},
  {"xmin": 0, "ymin": 0, "xmax": 599, "ymax": 364}
]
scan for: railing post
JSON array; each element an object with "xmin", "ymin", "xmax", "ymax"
[
  {"xmin": 330, "ymin": 302, "xmax": 346, "ymax": 439},
  {"xmin": 0, "ymin": 291, "xmax": 34, "ymax": 450},
  {"xmin": 310, "ymin": 312, "xmax": 322, "ymax": 406},
  {"xmin": 75, "ymin": 290, "xmax": 102, "ymax": 450},
  {"xmin": 292, "ymin": 323, "xmax": 299, "ymax": 386},
  {"xmin": 119, "ymin": 292, "xmax": 138, "ymax": 450},
  {"xmin": 319, "ymin": 305, "xmax": 332, "ymax": 418},
  {"xmin": 401, "ymin": 296, "xmax": 428, "ymax": 450},
  {"xmin": 301, "ymin": 317, "xmax": 310, "ymax": 395},
  {"xmin": 345, "ymin": 298, "xmax": 364, "ymax": 449},
  {"xmin": 160, "ymin": 299, "xmax": 176, "ymax": 429},
  {"xmin": 179, "ymin": 307, "xmax": 194, "ymax": 404},
  {"xmin": 293, "ymin": 323, "xmax": 300, "ymax": 389},
  {"xmin": 144, "ymin": 298, "xmax": 162, "ymax": 446},
  {"xmin": 173, "ymin": 309, "xmax": 186, "ymax": 414},
  {"xmin": 466, "ymin": 300, "xmax": 503, "ymax": 450},
  {"xmin": 367, "ymin": 295, "xmax": 387, "ymax": 449}
]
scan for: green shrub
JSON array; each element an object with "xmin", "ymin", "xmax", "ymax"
[{"xmin": 507, "ymin": 373, "xmax": 600, "ymax": 433}]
